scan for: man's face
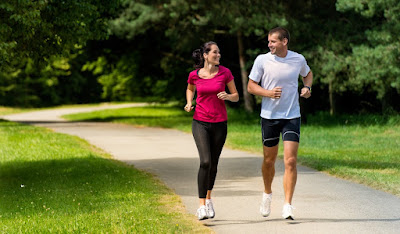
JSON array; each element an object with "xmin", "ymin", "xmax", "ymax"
[{"xmin": 268, "ymin": 32, "xmax": 287, "ymax": 56}]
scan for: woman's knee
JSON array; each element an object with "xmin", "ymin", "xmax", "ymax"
[{"xmin": 200, "ymin": 159, "xmax": 211, "ymax": 169}]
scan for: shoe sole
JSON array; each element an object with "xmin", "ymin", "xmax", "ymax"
[
  {"xmin": 260, "ymin": 211, "xmax": 270, "ymax": 217},
  {"xmin": 260, "ymin": 207, "xmax": 270, "ymax": 217}
]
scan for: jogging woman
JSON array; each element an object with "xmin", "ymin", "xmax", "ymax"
[{"xmin": 184, "ymin": 41, "xmax": 239, "ymax": 220}]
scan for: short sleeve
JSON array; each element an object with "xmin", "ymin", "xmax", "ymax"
[
  {"xmin": 224, "ymin": 67, "xmax": 234, "ymax": 84},
  {"xmin": 299, "ymin": 56, "xmax": 311, "ymax": 77},
  {"xmin": 187, "ymin": 70, "xmax": 197, "ymax": 85},
  {"xmin": 248, "ymin": 55, "xmax": 263, "ymax": 83}
]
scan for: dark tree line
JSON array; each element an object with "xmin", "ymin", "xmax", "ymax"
[{"xmin": 1, "ymin": 0, "xmax": 399, "ymax": 114}]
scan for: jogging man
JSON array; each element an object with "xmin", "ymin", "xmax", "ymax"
[{"xmin": 247, "ymin": 27, "xmax": 313, "ymax": 220}]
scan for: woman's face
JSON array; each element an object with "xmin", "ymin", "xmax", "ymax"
[{"xmin": 204, "ymin": 44, "xmax": 221, "ymax": 65}]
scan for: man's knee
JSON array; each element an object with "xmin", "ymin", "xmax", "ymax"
[
  {"xmin": 284, "ymin": 156, "xmax": 297, "ymax": 169},
  {"xmin": 263, "ymin": 153, "xmax": 277, "ymax": 167},
  {"xmin": 263, "ymin": 145, "xmax": 278, "ymax": 166},
  {"xmin": 263, "ymin": 158, "xmax": 275, "ymax": 168}
]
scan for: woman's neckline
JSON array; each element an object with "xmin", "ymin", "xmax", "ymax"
[{"xmin": 197, "ymin": 65, "xmax": 220, "ymax": 79}]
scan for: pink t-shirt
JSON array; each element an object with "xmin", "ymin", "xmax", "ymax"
[{"xmin": 187, "ymin": 65, "xmax": 234, "ymax": 123}]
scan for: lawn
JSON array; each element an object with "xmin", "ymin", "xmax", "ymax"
[
  {"xmin": 0, "ymin": 106, "xmax": 34, "ymax": 115},
  {"xmin": 64, "ymin": 104, "xmax": 400, "ymax": 197},
  {"xmin": 0, "ymin": 119, "xmax": 212, "ymax": 233}
]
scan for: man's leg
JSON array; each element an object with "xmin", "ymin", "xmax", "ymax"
[
  {"xmin": 260, "ymin": 118, "xmax": 280, "ymax": 217},
  {"xmin": 260, "ymin": 144, "xmax": 278, "ymax": 217},
  {"xmin": 282, "ymin": 141, "xmax": 299, "ymax": 204},
  {"xmin": 262, "ymin": 145, "xmax": 278, "ymax": 194}
]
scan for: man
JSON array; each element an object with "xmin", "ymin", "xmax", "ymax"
[{"xmin": 247, "ymin": 27, "xmax": 313, "ymax": 220}]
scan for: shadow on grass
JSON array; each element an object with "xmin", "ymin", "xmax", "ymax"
[
  {"xmin": 0, "ymin": 155, "xmax": 165, "ymax": 217},
  {"xmin": 298, "ymin": 156, "xmax": 400, "ymax": 171},
  {"xmin": 64, "ymin": 105, "xmax": 400, "ymax": 128},
  {"xmin": 304, "ymin": 112, "xmax": 400, "ymax": 127}
]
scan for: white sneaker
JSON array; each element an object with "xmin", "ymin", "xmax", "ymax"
[
  {"xmin": 260, "ymin": 193, "xmax": 272, "ymax": 217},
  {"xmin": 282, "ymin": 204, "xmax": 295, "ymax": 220},
  {"xmin": 206, "ymin": 199, "xmax": 215, "ymax": 218},
  {"xmin": 196, "ymin": 205, "xmax": 208, "ymax": 220}
]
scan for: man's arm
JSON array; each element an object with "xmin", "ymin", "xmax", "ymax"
[
  {"xmin": 247, "ymin": 79, "xmax": 282, "ymax": 99},
  {"xmin": 300, "ymin": 70, "xmax": 313, "ymax": 99}
]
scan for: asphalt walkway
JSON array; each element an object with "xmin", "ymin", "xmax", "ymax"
[{"xmin": 2, "ymin": 103, "xmax": 400, "ymax": 234}]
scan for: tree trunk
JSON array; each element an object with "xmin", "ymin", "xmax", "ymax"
[
  {"xmin": 237, "ymin": 31, "xmax": 254, "ymax": 112},
  {"xmin": 381, "ymin": 87, "xmax": 394, "ymax": 114},
  {"xmin": 329, "ymin": 79, "xmax": 335, "ymax": 115}
]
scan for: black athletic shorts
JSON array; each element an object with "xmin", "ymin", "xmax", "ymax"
[{"xmin": 261, "ymin": 117, "xmax": 301, "ymax": 147}]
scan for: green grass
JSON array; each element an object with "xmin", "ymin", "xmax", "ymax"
[
  {"xmin": 0, "ymin": 106, "xmax": 35, "ymax": 115},
  {"xmin": 64, "ymin": 104, "xmax": 400, "ymax": 197},
  {"xmin": 298, "ymin": 113, "xmax": 400, "ymax": 196},
  {"xmin": 64, "ymin": 104, "xmax": 194, "ymax": 132},
  {"xmin": 0, "ymin": 102, "xmax": 134, "ymax": 116},
  {"xmin": 0, "ymin": 120, "xmax": 212, "ymax": 233}
]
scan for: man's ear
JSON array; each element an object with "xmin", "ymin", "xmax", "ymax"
[{"xmin": 283, "ymin": 38, "xmax": 288, "ymax": 46}]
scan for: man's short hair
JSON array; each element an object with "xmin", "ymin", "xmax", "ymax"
[{"xmin": 269, "ymin": 27, "xmax": 290, "ymax": 45}]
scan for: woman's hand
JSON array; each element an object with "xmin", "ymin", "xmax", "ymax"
[
  {"xmin": 217, "ymin": 91, "xmax": 231, "ymax": 101},
  {"xmin": 184, "ymin": 103, "xmax": 194, "ymax": 112}
]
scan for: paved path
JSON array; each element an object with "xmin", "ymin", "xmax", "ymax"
[{"xmin": 2, "ymin": 103, "xmax": 400, "ymax": 234}]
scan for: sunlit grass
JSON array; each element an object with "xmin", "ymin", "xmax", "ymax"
[
  {"xmin": 64, "ymin": 105, "xmax": 400, "ymax": 197},
  {"xmin": 0, "ymin": 106, "xmax": 34, "ymax": 115},
  {"xmin": 0, "ymin": 120, "xmax": 212, "ymax": 233},
  {"xmin": 64, "ymin": 103, "xmax": 194, "ymax": 132}
]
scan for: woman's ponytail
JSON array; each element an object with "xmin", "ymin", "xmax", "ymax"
[
  {"xmin": 192, "ymin": 48, "xmax": 203, "ymax": 69},
  {"xmin": 192, "ymin": 41, "xmax": 217, "ymax": 69}
]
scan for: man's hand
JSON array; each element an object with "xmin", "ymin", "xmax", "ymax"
[
  {"xmin": 300, "ymin": 87, "xmax": 311, "ymax": 98},
  {"xmin": 270, "ymin": 87, "xmax": 282, "ymax": 99}
]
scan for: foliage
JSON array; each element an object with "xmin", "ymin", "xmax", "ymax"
[
  {"xmin": 336, "ymin": 0, "xmax": 400, "ymax": 112},
  {"xmin": 0, "ymin": 0, "xmax": 120, "ymax": 106},
  {"xmin": 0, "ymin": 0, "xmax": 119, "ymax": 69},
  {"xmin": 1, "ymin": 0, "xmax": 400, "ymax": 113},
  {"xmin": 98, "ymin": 0, "xmax": 288, "ymax": 104}
]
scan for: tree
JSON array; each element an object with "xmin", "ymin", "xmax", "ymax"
[
  {"xmin": 336, "ymin": 0, "xmax": 400, "ymax": 113},
  {"xmin": 0, "ymin": 0, "xmax": 120, "ymax": 106},
  {"xmin": 164, "ymin": 0, "xmax": 289, "ymax": 112},
  {"xmin": 108, "ymin": 0, "xmax": 287, "ymax": 111}
]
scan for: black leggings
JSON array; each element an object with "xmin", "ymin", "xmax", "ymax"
[{"xmin": 192, "ymin": 119, "xmax": 227, "ymax": 198}]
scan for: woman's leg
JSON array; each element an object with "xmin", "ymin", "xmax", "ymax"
[
  {"xmin": 207, "ymin": 121, "xmax": 227, "ymax": 192},
  {"xmin": 192, "ymin": 120, "xmax": 212, "ymax": 204}
]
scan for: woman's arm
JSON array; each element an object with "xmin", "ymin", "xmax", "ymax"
[
  {"xmin": 217, "ymin": 80, "xmax": 239, "ymax": 102},
  {"xmin": 184, "ymin": 83, "xmax": 196, "ymax": 112}
]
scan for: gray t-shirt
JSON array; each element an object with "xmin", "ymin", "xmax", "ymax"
[{"xmin": 249, "ymin": 50, "xmax": 310, "ymax": 119}]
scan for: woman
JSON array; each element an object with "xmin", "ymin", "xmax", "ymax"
[{"xmin": 184, "ymin": 41, "xmax": 239, "ymax": 220}]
